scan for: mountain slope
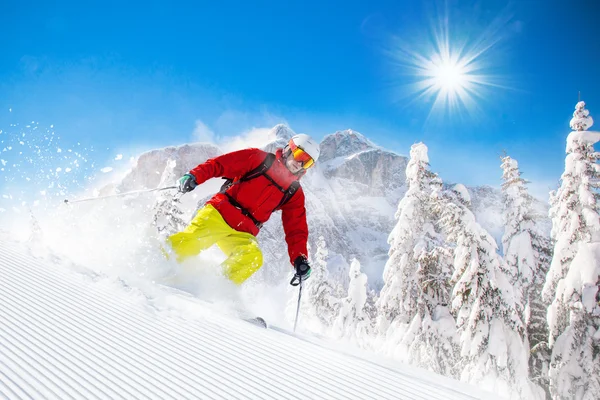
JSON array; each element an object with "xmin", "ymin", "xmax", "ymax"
[{"xmin": 0, "ymin": 239, "xmax": 501, "ymax": 400}]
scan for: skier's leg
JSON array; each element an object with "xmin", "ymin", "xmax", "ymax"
[
  {"xmin": 216, "ymin": 232, "xmax": 264, "ymax": 285},
  {"xmin": 166, "ymin": 204, "xmax": 231, "ymax": 262}
]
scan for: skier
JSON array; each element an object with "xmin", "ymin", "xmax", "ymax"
[{"xmin": 166, "ymin": 134, "xmax": 319, "ymax": 285}]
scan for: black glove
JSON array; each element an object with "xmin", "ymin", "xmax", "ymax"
[
  {"xmin": 178, "ymin": 173, "xmax": 198, "ymax": 193},
  {"xmin": 293, "ymin": 256, "xmax": 311, "ymax": 282}
]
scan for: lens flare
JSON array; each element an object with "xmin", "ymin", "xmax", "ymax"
[{"xmin": 388, "ymin": 9, "xmax": 512, "ymax": 123}]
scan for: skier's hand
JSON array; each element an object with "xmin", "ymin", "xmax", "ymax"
[
  {"xmin": 178, "ymin": 173, "xmax": 198, "ymax": 193},
  {"xmin": 293, "ymin": 256, "xmax": 311, "ymax": 282}
]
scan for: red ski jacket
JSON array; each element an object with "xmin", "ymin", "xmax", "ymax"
[{"xmin": 189, "ymin": 148, "xmax": 308, "ymax": 264}]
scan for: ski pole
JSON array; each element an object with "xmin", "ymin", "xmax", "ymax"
[
  {"xmin": 64, "ymin": 186, "xmax": 178, "ymax": 205},
  {"xmin": 290, "ymin": 275, "xmax": 303, "ymax": 332}
]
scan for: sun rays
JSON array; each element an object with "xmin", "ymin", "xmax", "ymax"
[{"xmin": 388, "ymin": 8, "xmax": 512, "ymax": 124}]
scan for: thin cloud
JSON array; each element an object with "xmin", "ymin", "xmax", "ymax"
[
  {"xmin": 219, "ymin": 127, "xmax": 277, "ymax": 153},
  {"xmin": 214, "ymin": 109, "xmax": 288, "ymax": 136},
  {"xmin": 192, "ymin": 110, "xmax": 289, "ymax": 152},
  {"xmin": 192, "ymin": 120, "xmax": 216, "ymax": 143}
]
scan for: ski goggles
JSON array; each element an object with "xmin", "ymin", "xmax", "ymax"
[{"xmin": 288, "ymin": 140, "xmax": 315, "ymax": 169}]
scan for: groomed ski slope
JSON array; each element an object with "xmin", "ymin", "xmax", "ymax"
[{"xmin": 0, "ymin": 239, "xmax": 502, "ymax": 400}]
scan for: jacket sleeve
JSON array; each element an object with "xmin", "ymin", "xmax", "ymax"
[
  {"xmin": 188, "ymin": 148, "xmax": 265, "ymax": 185},
  {"xmin": 280, "ymin": 187, "xmax": 309, "ymax": 265}
]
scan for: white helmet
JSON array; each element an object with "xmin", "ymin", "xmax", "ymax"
[{"xmin": 288, "ymin": 134, "xmax": 320, "ymax": 164}]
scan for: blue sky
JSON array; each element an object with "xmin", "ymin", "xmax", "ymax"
[{"xmin": 1, "ymin": 0, "xmax": 599, "ymax": 200}]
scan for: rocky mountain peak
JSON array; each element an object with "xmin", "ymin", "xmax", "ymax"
[
  {"xmin": 319, "ymin": 129, "xmax": 377, "ymax": 162},
  {"xmin": 117, "ymin": 142, "xmax": 221, "ymax": 191},
  {"xmin": 271, "ymin": 124, "xmax": 294, "ymax": 140},
  {"xmin": 262, "ymin": 124, "xmax": 296, "ymax": 153}
]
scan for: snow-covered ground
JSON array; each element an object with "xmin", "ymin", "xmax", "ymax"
[{"xmin": 0, "ymin": 238, "xmax": 502, "ymax": 400}]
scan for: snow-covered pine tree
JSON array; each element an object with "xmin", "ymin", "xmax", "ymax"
[
  {"xmin": 528, "ymin": 232, "xmax": 553, "ymax": 397},
  {"xmin": 297, "ymin": 236, "xmax": 340, "ymax": 333},
  {"xmin": 549, "ymin": 242, "xmax": 600, "ymax": 400},
  {"xmin": 332, "ymin": 258, "xmax": 375, "ymax": 349},
  {"xmin": 544, "ymin": 101, "xmax": 600, "ymax": 399},
  {"xmin": 501, "ymin": 155, "xmax": 536, "ymax": 304},
  {"xmin": 544, "ymin": 101, "xmax": 599, "ymax": 333},
  {"xmin": 328, "ymin": 255, "xmax": 351, "ymax": 293},
  {"xmin": 152, "ymin": 159, "xmax": 187, "ymax": 238},
  {"xmin": 441, "ymin": 184, "xmax": 541, "ymax": 399},
  {"xmin": 364, "ymin": 287, "xmax": 378, "ymax": 322},
  {"xmin": 405, "ymin": 242, "xmax": 458, "ymax": 377},
  {"xmin": 153, "ymin": 193, "xmax": 186, "ymax": 237},
  {"xmin": 399, "ymin": 171, "xmax": 459, "ymax": 377},
  {"xmin": 500, "ymin": 155, "xmax": 553, "ymax": 392},
  {"xmin": 376, "ymin": 143, "xmax": 438, "ymax": 349},
  {"xmin": 376, "ymin": 143, "xmax": 459, "ymax": 373}
]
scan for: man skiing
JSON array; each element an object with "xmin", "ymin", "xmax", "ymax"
[{"xmin": 166, "ymin": 134, "xmax": 319, "ymax": 285}]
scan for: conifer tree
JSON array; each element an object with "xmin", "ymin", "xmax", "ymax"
[
  {"xmin": 544, "ymin": 101, "xmax": 598, "ymax": 308},
  {"xmin": 549, "ymin": 244, "xmax": 600, "ymax": 400},
  {"xmin": 152, "ymin": 159, "xmax": 187, "ymax": 238},
  {"xmin": 500, "ymin": 155, "xmax": 553, "ymax": 393},
  {"xmin": 528, "ymin": 233, "xmax": 553, "ymax": 398},
  {"xmin": 292, "ymin": 236, "xmax": 340, "ymax": 333},
  {"xmin": 441, "ymin": 185, "xmax": 540, "ymax": 399},
  {"xmin": 405, "ymin": 240, "xmax": 458, "ymax": 376},
  {"xmin": 153, "ymin": 193, "xmax": 186, "ymax": 238},
  {"xmin": 332, "ymin": 258, "xmax": 375, "ymax": 349},
  {"xmin": 396, "ymin": 172, "xmax": 458, "ymax": 376},
  {"xmin": 376, "ymin": 143, "xmax": 460, "ymax": 374},
  {"xmin": 544, "ymin": 101, "xmax": 600, "ymax": 399},
  {"xmin": 376, "ymin": 143, "xmax": 437, "ymax": 340}
]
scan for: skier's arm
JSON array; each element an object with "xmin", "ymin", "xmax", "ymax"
[
  {"xmin": 280, "ymin": 187, "xmax": 309, "ymax": 265},
  {"xmin": 188, "ymin": 148, "xmax": 265, "ymax": 185}
]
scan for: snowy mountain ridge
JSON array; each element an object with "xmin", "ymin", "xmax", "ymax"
[
  {"xmin": 91, "ymin": 128, "xmax": 543, "ymax": 289},
  {"xmin": 103, "ymin": 124, "xmax": 549, "ymax": 287}
]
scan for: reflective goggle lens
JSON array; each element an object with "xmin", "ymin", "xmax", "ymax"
[{"xmin": 289, "ymin": 141, "xmax": 314, "ymax": 169}]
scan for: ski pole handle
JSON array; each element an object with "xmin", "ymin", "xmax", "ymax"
[
  {"xmin": 64, "ymin": 186, "xmax": 178, "ymax": 205},
  {"xmin": 290, "ymin": 275, "xmax": 301, "ymax": 286}
]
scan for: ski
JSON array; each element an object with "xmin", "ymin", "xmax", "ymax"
[{"xmin": 244, "ymin": 316, "xmax": 267, "ymax": 329}]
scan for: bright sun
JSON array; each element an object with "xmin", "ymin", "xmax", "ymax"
[
  {"xmin": 389, "ymin": 12, "xmax": 508, "ymax": 122},
  {"xmin": 432, "ymin": 60, "xmax": 466, "ymax": 90}
]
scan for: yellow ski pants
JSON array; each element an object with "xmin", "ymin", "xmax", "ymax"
[{"xmin": 166, "ymin": 204, "xmax": 263, "ymax": 284}]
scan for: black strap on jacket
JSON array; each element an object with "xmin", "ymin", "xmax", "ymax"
[
  {"xmin": 223, "ymin": 192, "xmax": 265, "ymax": 229},
  {"xmin": 274, "ymin": 181, "xmax": 300, "ymax": 210},
  {"xmin": 219, "ymin": 153, "xmax": 300, "ymax": 229},
  {"xmin": 220, "ymin": 153, "xmax": 276, "ymax": 193}
]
